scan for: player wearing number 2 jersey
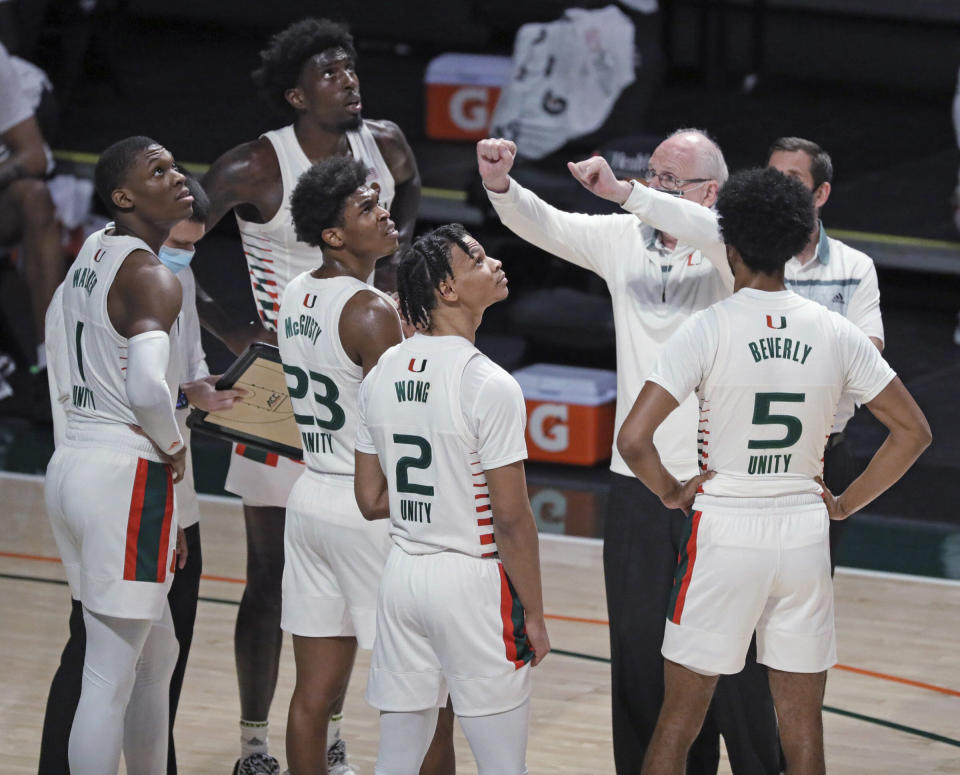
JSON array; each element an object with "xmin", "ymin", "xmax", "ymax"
[
  {"xmin": 355, "ymin": 224, "xmax": 550, "ymax": 775},
  {"xmin": 276, "ymin": 157, "xmax": 451, "ymax": 775},
  {"xmin": 618, "ymin": 168, "xmax": 930, "ymax": 775}
]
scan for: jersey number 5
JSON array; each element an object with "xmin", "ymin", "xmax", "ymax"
[
  {"xmin": 283, "ymin": 365, "xmax": 346, "ymax": 431},
  {"xmin": 748, "ymin": 392, "xmax": 805, "ymax": 449},
  {"xmin": 393, "ymin": 434, "xmax": 434, "ymax": 496}
]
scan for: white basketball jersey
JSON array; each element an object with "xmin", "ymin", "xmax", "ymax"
[
  {"xmin": 649, "ymin": 289, "xmax": 895, "ymax": 498},
  {"xmin": 357, "ymin": 335, "xmax": 528, "ymax": 557},
  {"xmin": 278, "ymin": 271, "xmax": 396, "ymax": 475},
  {"xmin": 236, "ymin": 123, "xmax": 395, "ymax": 332},
  {"xmin": 60, "ymin": 227, "xmax": 182, "ymax": 447}
]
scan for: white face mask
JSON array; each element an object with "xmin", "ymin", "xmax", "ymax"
[{"xmin": 157, "ymin": 245, "xmax": 195, "ymax": 274}]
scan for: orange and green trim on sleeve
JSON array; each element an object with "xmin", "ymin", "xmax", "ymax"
[
  {"xmin": 668, "ymin": 510, "xmax": 702, "ymax": 624},
  {"xmin": 123, "ymin": 458, "xmax": 174, "ymax": 583}
]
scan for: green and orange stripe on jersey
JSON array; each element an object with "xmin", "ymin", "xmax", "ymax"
[
  {"xmin": 498, "ymin": 564, "xmax": 534, "ymax": 669},
  {"xmin": 123, "ymin": 458, "xmax": 174, "ymax": 583},
  {"xmin": 668, "ymin": 510, "xmax": 702, "ymax": 624}
]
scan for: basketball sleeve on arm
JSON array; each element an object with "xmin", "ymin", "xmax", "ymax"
[
  {"xmin": 126, "ymin": 330, "xmax": 184, "ymax": 455},
  {"xmin": 647, "ymin": 308, "xmax": 717, "ymax": 403},
  {"xmin": 485, "ymin": 178, "xmax": 622, "ymax": 278},
  {"xmin": 468, "ymin": 364, "xmax": 528, "ymax": 470},
  {"xmin": 835, "ymin": 315, "xmax": 895, "ymax": 404}
]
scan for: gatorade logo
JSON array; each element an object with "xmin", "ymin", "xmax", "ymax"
[
  {"xmin": 530, "ymin": 403, "xmax": 569, "ymax": 452},
  {"xmin": 449, "ymin": 87, "xmax": 493, "ymax": 132},
  {"xmin": 530, "ymin": 488, "xmax": 566, "ymax": 527}
]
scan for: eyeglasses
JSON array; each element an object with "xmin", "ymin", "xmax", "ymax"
[{"xmin": 639, "ymin": 168, "xmax": 712, "ymax": 192}]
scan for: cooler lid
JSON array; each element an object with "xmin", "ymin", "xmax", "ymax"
[
  {"xmin": 425, "ymin": 53, "xmax": 513, "ymax": 87},
  {"xmin": 512, "ymin": 363, "xmax": 617, "ymax": 406}
]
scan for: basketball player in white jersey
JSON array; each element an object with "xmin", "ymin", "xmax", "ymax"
[
  {"xmin": 40, "ymin": 174, "xmax": 247, "ymax": 775},
  {"xmin": 616, "ymin": 168, "xmax": 931, "ymax": 775},
  {"xmin": 201, "ymin": 20, "xmax": 421, "ymax": 772},
  {"xmin": 355, "ymin": 224, "xmax": 550, "ymax": 775},
  {"xmin": 43, "ymin": 136, "xmax": 192, "ymax": 774}
]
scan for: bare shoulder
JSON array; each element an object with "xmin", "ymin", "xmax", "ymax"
[
  {"xmin": 205, "ymin": 137, "xmax": 279, "ymax": 186},
  {"xmin": 342, "ymin": 288, "xmax": 399, "ymax": 328},
  {"xmin": 365, "ymin": 119, "xmax": 417, "ymax": 180},
  {"xmin": 111, "ymin": 250, "xmax": 182, "ymax": 336}
]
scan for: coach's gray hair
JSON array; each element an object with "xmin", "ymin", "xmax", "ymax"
[{"xmin": 669, "ymin": 128, "xmax": 729, "ymax": 185}]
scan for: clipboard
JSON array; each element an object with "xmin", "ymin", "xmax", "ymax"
[{"xmin": 186, "ymin": 342, "xmax": 303, "ymax": 460}]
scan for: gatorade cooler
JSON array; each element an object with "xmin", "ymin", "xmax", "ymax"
[
  {"xmin": 512, "ymin": 363, "xmax": 617, "ymax": 466},
  {"xmin": 425, "ymin": 53, "xmax": 512, "ymax": 141}
]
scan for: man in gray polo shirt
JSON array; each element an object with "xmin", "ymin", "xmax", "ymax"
[{"xmin": 479, "ymin": 133, "xmax": 781, "ymax": 775}]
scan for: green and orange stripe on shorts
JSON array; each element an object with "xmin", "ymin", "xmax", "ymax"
[
  {"xmin": 123, "ymin": 458, "xmax": 174, "ymax": 582},
  {"xmin": 668, "ymin": 510, "xmax": 702, "ymax": 624}
]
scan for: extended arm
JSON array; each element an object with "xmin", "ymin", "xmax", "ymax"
[
  {"xmin": 617, "ymin": 381, "xmax": 714, "ymax": 511},
  {"xmin": 487, "ymin": 461, "xmax": 550, "ymax": 666},
  {"xmin": 567, "ymin": 155, "xmax": 732, "ymax": 290},
  {"xmin": 821, "ymin": 377, "xmax": 930, "ymax": 519},
  {"xmin": 477, "ymin": 138, "xmax": 623, "ymax": 276}
]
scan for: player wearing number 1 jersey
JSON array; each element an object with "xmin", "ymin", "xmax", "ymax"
[
  {"xmin": 355, "ymin": 224, "xmax": 550, "ymax": 775},
  {"xmin": 617, "ymin": 168, "xmax": 931, "ymax": 775}
]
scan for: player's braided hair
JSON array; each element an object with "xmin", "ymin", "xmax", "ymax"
[
  {"xmin": 397, "ymin": 224, "xmax": 472, "ymax": 331},
  {"xmin": 717, "ymin": 167, "xmax": 813, "ymax": 274},
  {"xmin": 290, "ymin": 156, "xmax": 368, "ymax": 248},
  {"xmin": 252, "ymin": 18, "xmax": 357, "ymax": 119}
]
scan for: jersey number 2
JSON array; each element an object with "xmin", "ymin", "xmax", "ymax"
[
  {"xmin": 748, "ymin": 392, "xmax": 805, "ymax": 449},
  {"xmin": 394, "ymin": 434, "xmax": 434, "ymax": 496}
]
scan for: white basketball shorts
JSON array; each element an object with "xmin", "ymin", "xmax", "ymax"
[
  {"xmin": 281, "ymin": 469, "xmax": 391, "ymax": 647},
  {"xmin": 225, "ymin": 442, "xmax": 303, "ymax": 508},
  {"xmin": 45, "ymin": 443, "xmax": 177, "ymax": 620},
  {"xmin": 662, "ymin": 493, "xmax": 836, "ymax": 675},
  {"xmin": 366, "ymin": 545, "xmax": 533, "ymax": 717}
]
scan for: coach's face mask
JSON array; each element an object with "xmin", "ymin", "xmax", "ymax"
[{"xmin": 157, "ymin": 246, "xmax": 195, "ymax": 274}]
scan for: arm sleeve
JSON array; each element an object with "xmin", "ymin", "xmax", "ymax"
[
  {"xmin": 834, "ymin": 315, "xmax": 896, "ymax": 404},
  {"xmin": 125, "ymin": 331, "xmax": 184, "ymax": 455},
  {"xmin": 485, "ymin": 178, "xmax": 628, "ymax": 278},
  {"xmin": 646, "ymin": 309, "xmax": 717, "ymax": 403},
  {"xmin": 468, "ymin": 368, "xmax": 528, "ymax": 470},
  {"xmin": 845, "ymin": 257, "xmax": 884, "ymax": 344},
  {"xmin": 621, "ymin": 181, "xmax": 734, "ymax": 292},
  {"xmin": 354, "ymin": 373, "xmax": 378, "ymax": 454}
]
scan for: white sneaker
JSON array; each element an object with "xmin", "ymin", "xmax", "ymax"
[{"xmin": 327, "ymin": 737, "xmax": 358, "ymax": 775}]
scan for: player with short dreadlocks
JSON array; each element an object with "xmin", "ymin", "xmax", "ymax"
[{"xmin": 356, "ymin": 225, "xmax": 550, "ymax": 774}]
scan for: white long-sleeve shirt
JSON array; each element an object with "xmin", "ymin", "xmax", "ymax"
[
  {"xmin": 487, "ymin": 179, "xmax": 731, "ymax": 479},
  {"xmin": 622, "ymin": 181, "xmax": 884, "ymax": 432}
]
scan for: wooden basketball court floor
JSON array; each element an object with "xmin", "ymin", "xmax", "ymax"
[{"xmin": 2, "ymin": 471, "xmax": 958, "ymax": 774}]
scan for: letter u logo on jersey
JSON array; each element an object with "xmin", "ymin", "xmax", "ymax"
[
  {"xmin": 93, "ymin": 249, "xmax": 105, "ymax": 263},
  {"xmin": 766, "ymin": 315, "xmax": 786, "ymax": 329},
  {"xmin": 303, "ymin": 293, "xmax": 317, "ymax": 309},
  {"xmin": 408, "ymin": 358, "xmax": 427, "ymax": 373}
]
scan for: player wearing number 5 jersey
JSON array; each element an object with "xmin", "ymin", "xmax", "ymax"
[
  {"xmin": 277, "ymin": 157, "xmax": 452, "ymax": 775},
  {"xmin": 618, "ymin": 168, "xmax": 931, "ymax": 775},
  {"xmin": 355, "ymin": 224, "xmax": 550, "ymax": 775}
]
